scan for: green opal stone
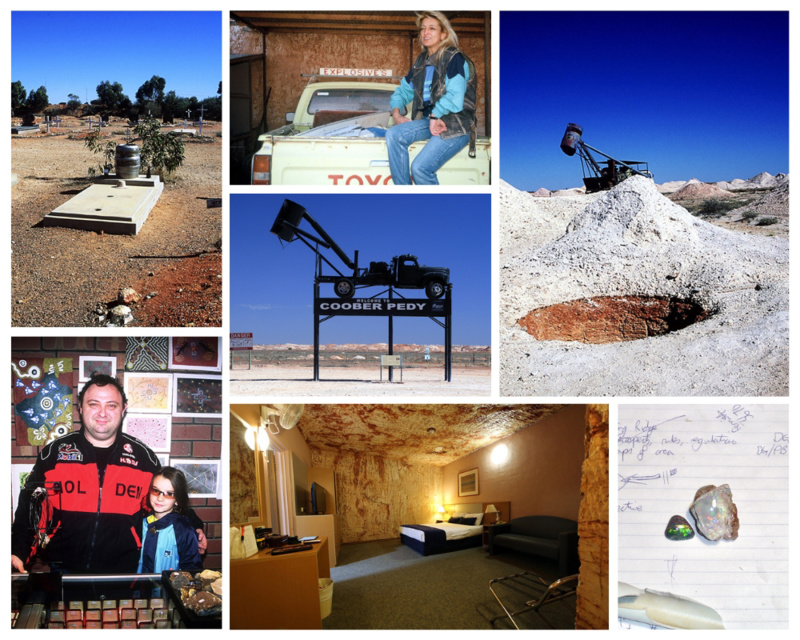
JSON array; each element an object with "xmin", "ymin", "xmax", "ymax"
[{"xmin": 665, "ymin": 515, "xmax": 695, "ymax": 540}]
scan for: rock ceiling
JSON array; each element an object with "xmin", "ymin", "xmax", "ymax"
[{"xmin": 295, "ymin": 404, "xmax": 567, "ymax": 466}]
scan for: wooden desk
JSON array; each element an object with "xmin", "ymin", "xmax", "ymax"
[{"xmin": 231, "ymin": 537, "xmax": 330, "ymax": 629}]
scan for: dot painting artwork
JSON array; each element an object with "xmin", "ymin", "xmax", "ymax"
[
  {"xmin": 12, "ymin": 358, "xmax": 74, "ymax": 445},
  {"xmin": 124, "ymin": 373, "xmax": 173, "ymax": 413},
  {"xmin": 123, "ymin": 414, "xmax": 172, "ymax": 453},
  {"xmin": 172, "ymin": 375, "xmax": 222, "ymax": 417},
  {"xmin": 169, "ymin": 337, "xmax": 221, "ymax": 371}
]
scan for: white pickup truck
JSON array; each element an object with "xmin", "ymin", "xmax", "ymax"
[{"xmin": 250, "ymin": 78, "xmax": 490, "ymax": 186}]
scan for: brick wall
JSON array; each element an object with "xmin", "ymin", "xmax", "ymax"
[{"xmin": 11, "ymin": 336, "xmax": 223, "ymax": 571}]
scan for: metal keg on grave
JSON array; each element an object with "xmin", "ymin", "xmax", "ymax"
[{"xmin": 114, "ymin": 143, "xmax": 141, "ymax": 179}]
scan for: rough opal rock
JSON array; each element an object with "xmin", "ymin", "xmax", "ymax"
[
  {"xmin": 665, "ymin": 515, "xmax": 695, "ymax": 540},
  {"xmin": 690, "ymin": 484, "xmax": 739, "ymax": 541}
]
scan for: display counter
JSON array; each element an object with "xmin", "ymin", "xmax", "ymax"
[{"xmin": 11, "ymin": 570, "xmax": 222, "ymax": 629}]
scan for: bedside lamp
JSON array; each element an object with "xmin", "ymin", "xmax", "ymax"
[
  {"xmin": 484, "ymin": 504, "xmax": 499, "ymax": 524},
  {"xmin": 436, "ymin": 505, "xmax": 447, "ymax": 523}
]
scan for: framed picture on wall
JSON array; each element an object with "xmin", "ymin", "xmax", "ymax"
[
  {"xmin": 172, "ymin": 459, "xmax": 221, "ymax": 498},
  {"xmin": 11, "ymin": 464, "xmax": 34, "ymax": 518},
  {"xmin": 172, "ymin": 374, "xmax": 222, "ymax": 418},
  {"xmin": 123, "ymin": 414, "xmax": 172, "ymax": 453},
  {"xmin": 169, "ymin": 337, "xmax": 222, "ymax": 371},
  {"xmin": 458, "ymin": 468, "xmax": 480, "ymax": 497},
  {"xmin": 79, "ymin": 356, "xmax": 117, "ymax": 382},
  {"xmin": 125, "ymin": 337, "xmax": 169, "ymax": 371},
  {"xmin": 124, "ymin": 373, "xmax": 173, "ymax": 413}
]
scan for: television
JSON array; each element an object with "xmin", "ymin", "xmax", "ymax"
[{"xmin": 310, "ymin": 482, "xmax": 327, "ymax": 515}]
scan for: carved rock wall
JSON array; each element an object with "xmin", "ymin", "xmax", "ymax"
[
  {"xmin": 575, "ymin": 403, "xmax": 610, "ymax": 629},
  {"xmin": 312, "ymin": 448, "xmax": 443, "ymax": 543},
  {"xmin": 230, "ymin": 419, "xmax": 260, "ymax": 525}
]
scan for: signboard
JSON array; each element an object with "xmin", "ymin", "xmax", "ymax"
[
  {"xmin": 315, "ymin": 298, "xmax": 449, "ymax": 317},
  {"xmin": 319, "ymin": 67, "xmax": 393, "ymax": 77},
  {"xmin": 230, "ymin": 333, "xmax": 253, "ymax": 351}
]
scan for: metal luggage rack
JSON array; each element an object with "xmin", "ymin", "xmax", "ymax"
[{"xmin": 489, "ymin": 571, "xmax": 579, "ymax": 630}]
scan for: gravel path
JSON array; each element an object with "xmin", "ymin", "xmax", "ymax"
[
  {"xmin": 11, "ymin": 123, "xmax": 222, "ymax": 327},
  {"xmin": 500, "ymin": 177, "xmax": 789, "ymax": 396}
]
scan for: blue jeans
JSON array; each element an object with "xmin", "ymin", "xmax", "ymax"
[{"xmin": 386, "ymin": 119, "xmax": 469, "ymax": 185}]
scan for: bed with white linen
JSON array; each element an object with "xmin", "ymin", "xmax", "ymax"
[{"xmin": 400, "ymin": 508, "xmax": 484, "ymax": 556}]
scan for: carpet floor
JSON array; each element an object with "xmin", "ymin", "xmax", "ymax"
[{"xmin": 322, "ymin": 539, "xmax": 577, "ymax": 629}]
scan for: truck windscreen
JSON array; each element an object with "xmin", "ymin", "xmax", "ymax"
[{"xmin": 307, "ymin": 89, "xmax": 404, "ymax": 115}]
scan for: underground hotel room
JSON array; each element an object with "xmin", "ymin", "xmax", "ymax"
[{"xmin": 230, "ymin": 403, "xmax": 609, "ymax": 630}]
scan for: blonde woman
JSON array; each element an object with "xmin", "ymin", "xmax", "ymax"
[{"xmin": 386, "ymin": 12, "xmax": 477, "ymax": 185}]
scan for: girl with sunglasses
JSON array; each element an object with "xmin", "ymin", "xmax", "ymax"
[{"xmin": 137, "ymin": 466, "xmax": 203, "ymax": 573}]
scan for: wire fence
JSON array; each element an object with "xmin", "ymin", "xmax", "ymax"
[{"xmin": 231, "ymin": 349, "xmax": 490, "ymax": 369}]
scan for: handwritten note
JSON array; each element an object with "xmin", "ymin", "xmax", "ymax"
[{"xmin": 618, "ymin": 404, "xmax": 788, "ymax": 629}]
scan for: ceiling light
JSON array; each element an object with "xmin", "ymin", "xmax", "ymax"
[{"xmin": 428, "ymin": 427, "xmax": 436, "ymax": 435}]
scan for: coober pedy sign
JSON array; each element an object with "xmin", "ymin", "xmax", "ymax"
[{"xmin": 315, "ymin": 298, "xmax": 449, "ymax": 316}]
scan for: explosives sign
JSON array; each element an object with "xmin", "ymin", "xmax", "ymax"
[
  {"xmin": 316, "ymin": 298, "xmax": 449, "ymax": 317},
  {"xmin": 319, "ymin": 67, "xmax": 393, "ymax": 77}
]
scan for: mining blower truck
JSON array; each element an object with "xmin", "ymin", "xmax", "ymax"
[
  {"xmin": 270, "ymin": 199, "xmax": 450, "ymax": 299},
  {"xmin": 560, "ymin": 123, "xmax": 653, "ymax": 193}
]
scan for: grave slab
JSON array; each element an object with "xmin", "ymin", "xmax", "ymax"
[
  {"xmin": 12, "ymin": 126, "xmax": 41, "ymax": 136},
  {"xmin": 43, "ymin": 174, "xmax": 163, "ymax": 235}
]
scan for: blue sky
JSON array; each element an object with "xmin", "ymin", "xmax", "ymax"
[
  {"xmin": 231, "ymin": 194, "xmax": 491, "ymax": 346},
  {"xmin": 500, "ymin": 11, "xmax": 789, "ymax": 191},
  {"xmin": 11, "ymin": 11, "xmax": 221, "ymax": 105}
]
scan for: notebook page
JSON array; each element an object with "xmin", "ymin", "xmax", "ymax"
[{"xmin": 617, "ymin": 404, "xmax": 789, "ymax": 630}]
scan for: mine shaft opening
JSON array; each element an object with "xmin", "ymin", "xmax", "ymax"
[{"xmin": 517, "ymin": 296, "xmax": 712, "ymax": 344}]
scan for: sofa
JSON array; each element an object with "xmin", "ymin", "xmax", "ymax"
[{"xmin": 487, "ymin": 515, "xmax": 579, "ymax": 576}]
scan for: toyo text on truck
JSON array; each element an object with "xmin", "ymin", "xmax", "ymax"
[{"xmin": 251, "ymin": 72, "xmax": 490, "ymax": 186}]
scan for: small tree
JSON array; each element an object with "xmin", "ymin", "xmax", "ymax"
[
  {"xmin": 66, "ymin": 93, "xmax": 82, "ymax": 114},
  {"xmin": 136, "ymin": 75, "xmax": 167, "ymax": 117},
  {"xmin": 136, "ymin": 75, "xmax": 166, "ymax": 103},
  {"xmin": 756, "ymin": 217, "xmax": 779, "ymax": 226},
  {"xmin": 25, "ymin": 86, "xmax": 49, "ymax": 114},
  {"xmin": 161, "ymin": 90, "xmax": 182, "ymax": 123},
  {"xmin": 94, "ymin": 80, "xmax": 129, "ymax": 116},
  {"xmin": 12, "ymin": 81, "xmax": 27, "ymax": 114},
  {"xmin": 84, "ymin": 129, "xmax": 117, "ymax": 176},
  {"xmin": 133, "ymin": 116, "xmax": 185, "ymax": 177}
]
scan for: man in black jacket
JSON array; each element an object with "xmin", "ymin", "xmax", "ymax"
[{"xmin": 11, "ymin": 374, "xmax": 205, "ymax": 573}]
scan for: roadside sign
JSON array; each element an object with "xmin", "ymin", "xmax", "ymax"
[{"xmin": 230, "ymin": 333, "xmax": 253, "ymax": 350}]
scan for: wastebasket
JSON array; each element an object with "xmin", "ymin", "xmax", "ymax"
[{"xmin": 319, "ymin": 578, "xmax": 334, "ymax": 619}]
